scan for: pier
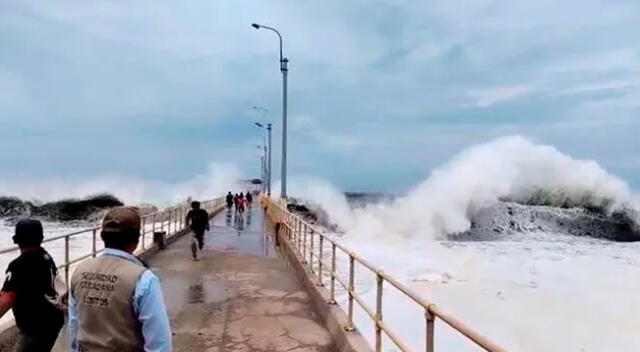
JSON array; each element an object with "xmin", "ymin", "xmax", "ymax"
[{"xmin": 148, "ymin": 205, "xmax": 334, "ymax": 351}]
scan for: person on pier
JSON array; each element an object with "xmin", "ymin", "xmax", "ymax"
[
  {"xmin": 0, "ymin": 219, "xmax": 64, "ymax": 352},
  {"xmin": 186, "ymin": 201, "xmax": 210, "ymax": 260},
  {"xmin": 69, "ymin": 207, "xmax": 172, "ymax": 351}
]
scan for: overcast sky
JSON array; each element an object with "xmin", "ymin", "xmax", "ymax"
[{"xmin": 1, "ymin": 0, "xmax": 639, "ymax": 192}]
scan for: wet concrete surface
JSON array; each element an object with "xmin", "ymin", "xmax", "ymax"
[{"xmin": 150, "ymin": 204, "xmax": 335, "ymax": 351}]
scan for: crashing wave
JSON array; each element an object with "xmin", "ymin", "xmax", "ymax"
[
  {"xmin": 285, "ymin": 136, "xmax": 640, "ymax": 242},
  {"xmin": 0, "ymin": 194, "xmax": 123, "ymax": 223}
]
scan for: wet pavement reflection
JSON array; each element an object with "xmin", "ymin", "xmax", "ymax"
[
  {"xmin": 188, "ymin": 284, "xmax": 204, "ymax": 304},
  {"xmin": 210, "ymin": 204, "xmax": 275, "ymax": 257}
]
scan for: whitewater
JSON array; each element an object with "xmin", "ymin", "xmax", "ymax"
[{"xmin": 283, "ymin": 135, "xmax": 640, "ymax": 351}]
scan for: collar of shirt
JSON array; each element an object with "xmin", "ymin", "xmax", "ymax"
[{"xmin": 102, "ymin": 248, "xmax": 144, "ymax": 266}]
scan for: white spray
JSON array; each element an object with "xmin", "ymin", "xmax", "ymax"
[
  {"xmin": 293, "ymin": 135, "xmax": 638, "ymax": 241},
  {"xmin": 0, "ymin": 162, "xmax": 244, "ymax": 206}
]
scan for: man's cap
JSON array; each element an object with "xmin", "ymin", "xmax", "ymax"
[
  {"xmin": 102, "ymin": 207, "xmax": 141, "ymax": 233},
  {"xmin": 13, "ymin": 219, "xmax": 44, "ymax": 245}
]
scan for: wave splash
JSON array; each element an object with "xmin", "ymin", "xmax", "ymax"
[
  {"xmin": 290, "ymin": 135, "xmax": 640, "ymax": 241},
  {"xmin": 0, "ymin": 163, "xmax": 244, "ymax": 207}
]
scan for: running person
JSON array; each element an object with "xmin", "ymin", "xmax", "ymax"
[
  {"xmin": 226, "ymin": 192, "xmax": 234, "ymax": 209},
  {"xmin": 186, "ymin": 201, "xmax": 209, "ymax": 260},
  {"xmin": 238, "ymin": 197, "xmax": 246, "ymax": 214}
]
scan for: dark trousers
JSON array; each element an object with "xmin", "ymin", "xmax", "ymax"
[
  {"xmin": 18, "ymin": 327, "xmax": 61, "ymax": 352},
  {"xmin": 193, "ymin": 230, "xmax": 205, "ymax": 249}
]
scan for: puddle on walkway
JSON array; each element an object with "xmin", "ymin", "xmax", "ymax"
[
  {"xmin": 162, "ymin": 276, "xmax": 231, "ymax": 314},
  {"xmin": 206, "ymin": 207, "xmax": 277, "ymax": 258}
]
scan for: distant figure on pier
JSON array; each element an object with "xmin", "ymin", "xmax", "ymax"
[
  {"xmin": 70, "ymin": 207, "xmax": 172, "ymax": 351},
  {"xmin": 234, "ymin": 193, "xmax": 240, "ymax": 213},
  {"xmin": 226, "ymin": 192, "xmax": 234, "ymax": 208},
  {"xmin": 186, "ymin": 201, "xmax": 210, "ymax": 260},
  {"xmin": 238, "ymin": 197, "xmax": 247, "ymax": 214},
  {"xmin": 246, "ymin": 192, "xmax": 253, "ymax": 205},
  {"xmin": 0, "ymin": 219, "xmax": 64, "ymax": 352}
]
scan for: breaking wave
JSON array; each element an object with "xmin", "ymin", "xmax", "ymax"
[
  {"xmin": 0, "ymin": 163, "xmax": 244, "ymax": 206},
  {"xmin": 289, "ymin": 135, "xmax": 640, "ymax": 242}
]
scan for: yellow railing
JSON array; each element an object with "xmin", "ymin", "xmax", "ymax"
[
  {"xmin": 264, "ymin": 197, "xmax": 506, "ymax": 352},
  {"xmin": 0, "ymin": 197, "xmax": 225, "ymax": 287}
]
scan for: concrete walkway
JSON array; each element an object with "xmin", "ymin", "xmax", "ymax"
[{"xmin": 149, "ymin": 205, "xmax": 335, "ymax": 351}]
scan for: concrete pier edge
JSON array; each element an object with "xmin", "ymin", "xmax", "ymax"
[{"xmin": 267, "ymin": 215, "xmax": 373, "ymax": 352}]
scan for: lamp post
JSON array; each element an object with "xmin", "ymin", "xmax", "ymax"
[
  {"xmin": 254, "ymin": 119, "xmax": 272, "ymax": 197},
  {"xmin": 252, "ymin": 23, "xmax": 288, "ymax": 199},
  {"xmin": 256, "ymin": 145, "xmax": 266, "ymax": 193}
]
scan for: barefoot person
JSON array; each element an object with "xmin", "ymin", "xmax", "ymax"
[
  {"xmin": 69, "ymin": 207, "xmax": 172, "ymax": 351},
  {"xmin": 186, "ymin": 201, "xmax": 209, "ymax": 260},
  {"xmin": 0, "ymin": 219, "xmax": 64, "ymax": 352}
]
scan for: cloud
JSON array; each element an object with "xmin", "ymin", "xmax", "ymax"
[
  {"xmin": 469, "ymin": 85, "xmax": 533, "ymax": 108},
  {"xmin": 0, "ymin": 0, "xmax": 638, "ymax": 191}
]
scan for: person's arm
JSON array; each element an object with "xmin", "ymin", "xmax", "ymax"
[
  {"xmin": 69, "ymin": 292, "xmax": 79, "ymax": 351},
  {"xmin": 134, "ymin": 271, "xmax": 172, "ymax": 352},
  {"xmin": 204, "ymin": 211, "xmax": 210, "ymax": 231},
  {"xmin": 0, "ymin": 291, "xmax": 16, "ymax": 318},
  {"xmin": 0, "ymin": 266, "xmax": 18, "ymax": 319},
  {"xmin": 185, "ymin": 211, "xmax": 191, "ymax": 228}
]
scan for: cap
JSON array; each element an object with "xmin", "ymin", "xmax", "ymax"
[
  {"xmin": 102, "ymin": 207, "xmax": 141, "ymax": 233},
  {"xmin": 13, "ymin": 219, "xmax": 44, "ymax": 246}
]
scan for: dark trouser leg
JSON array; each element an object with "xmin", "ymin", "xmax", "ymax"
[
  {"xmin": 191, "ymin": 236, "xmax": 198, "ymax": 259},
  {"xmin": 18, "ymin": 327, "xmax": 61, "ymax": 352},
  {"xmin": 196, "ymin": 232, "xmax": 205, "ymax": 250}
]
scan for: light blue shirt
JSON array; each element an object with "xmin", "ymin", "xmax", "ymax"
[{"xmin": 69, "ymin": 248, "xmax": 172, "ymax": 352}]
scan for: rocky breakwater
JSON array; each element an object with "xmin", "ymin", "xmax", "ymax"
[{"xmin": 0, "ymin": 194, "xmax": 124, "ymax": 223}]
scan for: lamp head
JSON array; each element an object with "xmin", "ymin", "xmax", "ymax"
[
  {"xmin": 251, "ymin": 23, "xmax": 260, "ymax": 29},
  {"xmin": 255, "ymin": 122, "xmax": 264, "ymax": 128}
]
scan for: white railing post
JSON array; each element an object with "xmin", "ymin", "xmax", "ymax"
[
  {"xmin": 346, "ymin": 254, "xmax": 355, "ymax": 331},
  {"xmin": 329, "ymin": 243, "xmax": 337, "ymax": 304},
  {"xmin": 376, "ymin": 273, "xmax": 384, "ymax": 352},
  {"xmin": 302, "ymin": 223, "xmax": 308, "ymax": 264},
  {"xmin": 309, "ymin": 229, "xmax": 315, "ymax": 272},
  {"xmin": 64, "ymin": 236, "xmax": 70, "ymax": 287},
  {"xmin": 317, "ymin": 236, "xmax": 324, "ymax": 286},
  {"xmin": 141, "ymin": 217, "xmax": 146, "ymax": 249},
  {"xmin": 297, "ymin": 222, "xmax": 303, "ymax": 255},
  {"xmin": 426, "ymin": 307, "xmax": 435, "ymax": 352},
  {"xmin": 92, "ymin": 229, "xmax": 97, "ymax": 257}
]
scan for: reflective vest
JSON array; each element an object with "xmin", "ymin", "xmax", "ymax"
[{"xmin": 71, "ymin": 255, "xmax": 146, "ymax": 351}]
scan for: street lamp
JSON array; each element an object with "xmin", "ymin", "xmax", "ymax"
[
  {"xmin": 253, "ymin": 106, "xmax": 272, "ymax": 197},
  {"xmin": 255, "ymin": 145, "xmax": 266, "ymax": 193},
  {"xmin": 251, "ymin": 22, "xmax": 289, "ymax": 199}
]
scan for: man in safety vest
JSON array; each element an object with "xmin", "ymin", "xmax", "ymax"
[{"xmin": 69, "ymin": 207, "xmax": 172, "ymax": 351}]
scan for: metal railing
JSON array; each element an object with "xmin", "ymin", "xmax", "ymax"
[
  {"xmin": 264, "ymin": 197, "xmax": 506, "ymax": 352},
  {"xmin": 0, "ymin": 198, "xmax": 225, "ymax": 287}
]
